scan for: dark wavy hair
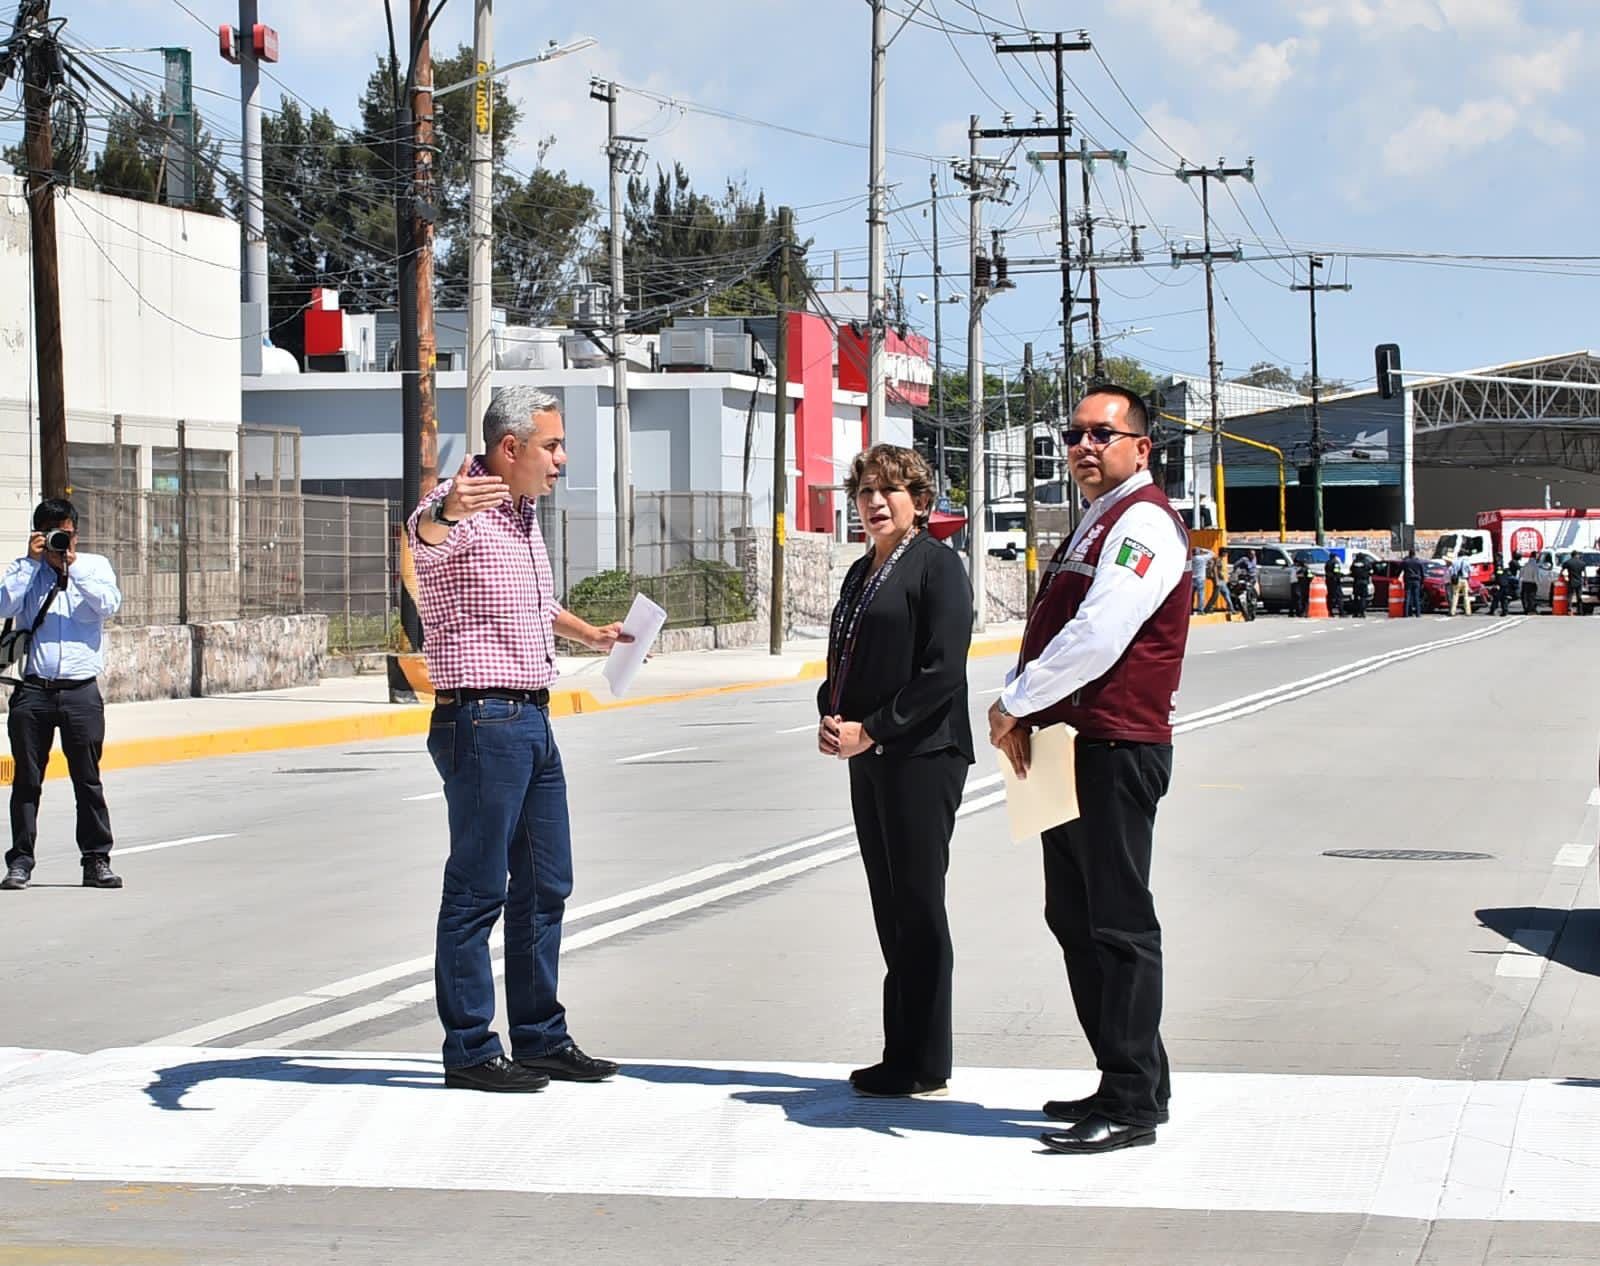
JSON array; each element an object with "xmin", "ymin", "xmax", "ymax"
[{"xmin": 844, "ymin": 444, "xmax": 936, "ymax": 527}]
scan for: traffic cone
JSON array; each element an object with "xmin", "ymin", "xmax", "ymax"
[
  {"xmin": 1553, "ymin": 573, "xmax": 1570, "ymax": 616},
  {"xmin": 1308, "ymin": 575, "xmax": 1329, "ymax": 618},
  {"xmin": 1387, "ymin": 577, "xmax": 1405, "ymax": 618}
]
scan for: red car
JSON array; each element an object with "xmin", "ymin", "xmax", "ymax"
[{"xmin": 1371, "ymin": 560, "xmax": 1492, "ymax": 612}]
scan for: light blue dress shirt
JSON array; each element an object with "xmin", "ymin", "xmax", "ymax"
[{"xmin": 0, "ymin": 554, "xmax": 123, "ymax": 681}]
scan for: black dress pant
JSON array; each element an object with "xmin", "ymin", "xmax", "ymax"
[
  {"xmin": 848, "ymin": 747, "xmax": 968, "ymax": 1081},
  {"xmin": 1042, "ymin": 738, "xmax": 1172, "ymax": 1127},
  {"xmin": 6, "ymin": 679, "xmax": 114, "ymax": 871}
]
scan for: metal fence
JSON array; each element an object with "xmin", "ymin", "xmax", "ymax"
[{"xmin": 71, "ymin": 485, "xmax": 396, "ymax": 647}]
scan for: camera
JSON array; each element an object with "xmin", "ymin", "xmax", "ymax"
[{"xmin": 45, "ymin": 529, "xmax": 72, "ymax": 554}]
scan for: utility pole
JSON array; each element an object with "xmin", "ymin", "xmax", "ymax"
[
  {"xmin": 966, "ymin": 117, "xmax": 986, "ymax": 631},
  {"xmin": 865, "ymin": 0, "xmax": 887, "ymax": 442},
  {"xmin": 1024, "ymin": 342, "xmax": 1037, "ymax": 607},
  {"xmin": 955, "ymin": 118, "xmax": 1012, "ymax": 631},
  {"xmin": 395, "ymin": 0, "xmax": 439, "ymax": 654},
  {"xmin": 1292, "ymin": 255, "xmax": 1352, "ymax": 546},
  {"xmin": 17, "ymin": 0, "xmax": 66, "ymax": 496},
  {"xmin": 769, "ymin": 206, "xmax": 793, "ymax": 656},
  {"xmin": 465, "ymin": 0, "xmax": 492, "ymax": 455},
  {"xmin": 592, "ymin": 82, "xmax": 646, "ymax": 573},
  {"xmin": 1171, "ymin": 159, "xmax": 1252, "ymax": 541},
  {"xmin": 1079, "ymin": 144, "xmax": 1104, "ymax": 379},
  {"xmin": 929, "ymin": 171, "xmax": 945, "ymax": 496},
  {"xmin": 233, "ymin": 2, "xmax": 271, "ymax": 374},
  {"xmin": 593, "ymin": 81, "xmax": 641, "ymax": 573}
]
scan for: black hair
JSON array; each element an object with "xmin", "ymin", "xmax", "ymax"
[
  {"xmin": 1079, "ymin": 383, "xmax": 1150, "ymax": 434},
  {"xmin": 33, "ymin": 497, "xmax": 78, "ymax": 531}
]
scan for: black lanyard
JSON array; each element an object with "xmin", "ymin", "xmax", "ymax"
[{"xmin": 826, "ymin": 531, "xmax": 918, "ymax": 715}]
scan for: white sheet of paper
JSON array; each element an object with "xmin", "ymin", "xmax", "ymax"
[
  {"xmin": 997, "ymin": 723, "xmax": 1079, "ymax": 842},
  {"xmin": 601, "ymin": 594, "xmax": 668, "ymax": 698}
]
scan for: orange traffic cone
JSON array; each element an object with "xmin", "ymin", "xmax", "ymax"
[
  {"xmin": 1553, "ymin": 573, "xmax": 1570, "ymax": 616},
  {"xmin": 1387, "ymin": 577, "xmax": 1405, "ymax": 617},
  {"xmin": 1307, "ymin": 575, "xmax": 1329, "ymax": 618}
]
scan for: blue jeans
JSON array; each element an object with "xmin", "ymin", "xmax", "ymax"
[
  {"xmin": 1404, "ymin": 582, "xmax": 1423, "ymax": 617},
  {"xmin": 428, "ymin": 697, "xmax": 573, "ymax": 1070}
]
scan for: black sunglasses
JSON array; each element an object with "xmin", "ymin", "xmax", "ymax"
[{"xmin": 1063, "ymin": 425, "xmax": 1143, "ymax": 448}]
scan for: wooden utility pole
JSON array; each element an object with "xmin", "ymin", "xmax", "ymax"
[
  {"xmin": 411, "ymin": 0, "xmax": 437, "ymax": 500},
  {"xmin": 1292, "ymin": 255, "xmax": 1352, "ymax": 546},
  {"xmin": 1171, "ymin": 159, "xmax": 1253, "ymax": 540},
  {"xmin": 769, "ymin": 206, "xmax": 793, "ymax": 656},
  {"xmin": 22, "ymin": 0, "xmax": 67, "ymax": 497}
]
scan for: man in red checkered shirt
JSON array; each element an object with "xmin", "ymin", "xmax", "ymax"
[{"xmin": 408, "ymin": 386, "xmax": 630, "ymax": 1094}]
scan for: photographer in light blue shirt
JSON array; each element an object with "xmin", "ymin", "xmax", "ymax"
[{"xmin": 0, "ymin": 498, "xmax": 124, "ymax": 891}]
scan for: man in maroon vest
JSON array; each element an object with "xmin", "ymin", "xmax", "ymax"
[{"xmin": 988, "ymin": 383, "xmax": 1190, "ymax": 1155}]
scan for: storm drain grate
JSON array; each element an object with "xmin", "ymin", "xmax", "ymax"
[
  {"xmin": 1323, "ymin": 848, "xmax": 1493, "ymax": 862},
  {"xmin": 277, "ymin": 767, "xmax": 379, "ymax": 775}
]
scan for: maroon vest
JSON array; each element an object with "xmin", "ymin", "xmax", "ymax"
[{"xmin": 1018, "ymin": 482, "xmax": 1190, "ymax": 743}]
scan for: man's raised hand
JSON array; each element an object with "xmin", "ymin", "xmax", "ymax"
[{"xmin": 442, "ymin": 454, "xmax": 510, "ymax": 521}]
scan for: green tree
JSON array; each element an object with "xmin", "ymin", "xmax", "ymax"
[{"xmin": 622, "ymin": 163, "xmax": 796, "ymax": 328}]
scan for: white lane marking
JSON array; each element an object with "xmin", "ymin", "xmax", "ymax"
[
  {"xmin": 1588, "ymin": 787, "xmax": 1600, "ymax": 807},
  {"xmin": 1286, "ymin": 634, "xmax": 1303, "ymax": 640},
  {"xmin": 1495, "ymin": 929, "xmax": 1554, "ymax": 979},
  {"xmin": 616, "ymin": 746, "xmax": 698, "ymax": 764},
  {"xmin": 1258, "ymin": 639, "xmax": 1279, "ymax": 646},
  {"xmin": 115, "ymin": 834, "xmax": 237, "ymax": 858},
  {"xmin": 273, "ymin": 786, "xmax": 1012, "ymax": 1048},
  {"xmin": 402, "ymin": 791, "xmax": 443, "ymax": 802},
  {"xmin": 10, "ymin": 1053, "xmax": 1600, "ymax": 1223},
  {"xmin": 1555, "ymin": 844, "xmax": 1595, "ymax": 868},
  {"xmin": 154, "ymin": 628, "xmax": 1514, "ymax": 1050}
]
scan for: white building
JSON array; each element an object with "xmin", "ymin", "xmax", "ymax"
[{"xmin": 0, "ymin": 177, "xmax": 241, "ymax": 542}]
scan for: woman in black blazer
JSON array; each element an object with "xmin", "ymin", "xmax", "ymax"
[{"xmin": 818, "ymin": 444, "xmax": 974, "ymax": 1098}]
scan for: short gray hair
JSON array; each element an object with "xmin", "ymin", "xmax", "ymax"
[{"xmin": 483, "ymin": 386, "xmax": 561, "ymax": 448}]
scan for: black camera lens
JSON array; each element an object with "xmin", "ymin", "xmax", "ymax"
[{"xmin": 45, "ymin": 530, "xmax": 72, "ymax": 553}]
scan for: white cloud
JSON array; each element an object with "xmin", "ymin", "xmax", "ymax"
[
  {"xmin": 1116, "ymin": 0, "xmax": 1307, "ymax": 103},
  {"xmin": 1491, "ymin": 36, "xmax": 1584, "ymax": 107},
  {"xmin": 1383, "ymin": 98, "xmax": 1518, "ymax": 173},
  {"xmin": 1299, "ymin": 0, "xmax": 1519, "ymax": 33}
]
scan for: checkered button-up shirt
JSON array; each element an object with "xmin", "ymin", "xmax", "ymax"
[{"xmin": 405, "ymin": 458, "xmax": 562, "ymax": 690}]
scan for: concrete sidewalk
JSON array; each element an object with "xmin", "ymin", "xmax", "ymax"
[{"xmin": 1, "ymin": 624, "xmax": 1030, "ymax": 783}]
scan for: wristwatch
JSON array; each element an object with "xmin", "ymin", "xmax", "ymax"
[
  {"xmin": 995, "ymin": 696, "xmax": 1012, "ymax": 718},
  {"xmin": 430, "ymin": 500, "xmax": 459, "ymax": 528}
]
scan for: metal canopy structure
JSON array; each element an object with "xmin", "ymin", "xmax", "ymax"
[{"xmin": 1412, "ymin": 351, "xmax": 1600, "ymax": 474}]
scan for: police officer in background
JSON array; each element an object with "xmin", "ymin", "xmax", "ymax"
[
  {"xmin": 1562, "ymin": 549, "xmax": 1587, "ymax": 616},
  {"xmin": 1497, "ymin": 553, "xmax": 1521, "ymax": 617},
  {"xmin": 1325, "ymin": 555, "xmax": 1345, "ymax": 618},
  {"xmin": 988, "ymin": 384, "xmax": 1189, "ymax": 1156},
  {"xmin": 1401, "ymin": 548, "xmax": 1426, "ymax": 617},
  {"xmin": 1349, "ymin": 552, "xmax": 1371, "ymax": 618},
  {"xmin": 1291, "ymin": 555, "xmax": 1311, "ymax": 617}
]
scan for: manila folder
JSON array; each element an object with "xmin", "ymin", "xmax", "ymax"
[{"xmin": 997, "ymin": 723, "xmax": 1078, "ymax": 842}]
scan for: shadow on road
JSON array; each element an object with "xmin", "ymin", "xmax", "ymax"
[
  {"xmin": 622, "ymin": 1062, "xmax": 1049, "ymax": 1141},
  {"xmin": 145, "ymin": 1054, "xmax": 442, "ymax": 1110},
  {"xmin": 1475, "ymin": 907, "xmax": 1600, "ymax": 977}
]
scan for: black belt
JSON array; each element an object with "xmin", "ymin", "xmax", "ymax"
[
  {"xmin": 22, "ymin": 675, "xmax": 95, "ymax": 691},
  {"xmin": 435, "ymin": 687, "xmax": 549, "ymax": 706}
]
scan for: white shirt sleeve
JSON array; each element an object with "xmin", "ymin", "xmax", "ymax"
[{"xmin": 1000, "ymin": 501, "xmax": 1188, "ymax": 717}]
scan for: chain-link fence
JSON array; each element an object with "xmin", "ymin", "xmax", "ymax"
[
  {"xmin": 71, "ymin": 485, "xmax": 395, "ymax": 646},
  {"xmin": 539, "ymin": 491, "xmax": 754, "ymax": 629}
]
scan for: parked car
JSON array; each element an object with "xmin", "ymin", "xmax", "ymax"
[
  {"xmin": 1521, "ymin": 548, "xmax": 1600, "ymax": 612},
  {"xmin": 1226, "ymin": 543, "xmax": 1296, "ymax": 612}
]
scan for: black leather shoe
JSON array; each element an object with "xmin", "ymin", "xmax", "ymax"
[
  {"xmin": 849, "ymin": 1063, "xmax": 948, "ymax": 1098},
  {"xmin": 1043, "ymin": 1095, "xmax": 1169, "ymax": 1125},
  {"xmin": 444, "ymin": 1055, "xmax": 550, "ymax": 1093},
  {"xmin": 0, "ymin": 863, "xmax": 29, "ymax": 891},
  {"xmin": 82, "ymin": 856, "xmax": 122, "ymax": 889},
  {"xmin": 517, "ymin": 1042, "xmax": 619, "ymax": 1082},
  {"xmin": 1040, "ymin": 1112, "xmax": 1157, "ymax": 1154}
]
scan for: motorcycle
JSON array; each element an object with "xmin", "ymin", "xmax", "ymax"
[{"xmin": 1228, "ymin": 575, "xmax": 1259, "ymax": 621}]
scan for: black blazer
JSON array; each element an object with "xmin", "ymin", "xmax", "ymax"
[{"xmin": 818, "ymin": 532, "xmax": 975, "ymax": 762}]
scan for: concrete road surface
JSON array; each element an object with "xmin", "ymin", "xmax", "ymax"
[{"xmin": 3, "ymin": 612, "xmax": 1600, "ymax": 1265}]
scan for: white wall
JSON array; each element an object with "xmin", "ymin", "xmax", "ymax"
[{"xmin": 0, "ymin": 178, "xmax": 240, "ymax": 541}]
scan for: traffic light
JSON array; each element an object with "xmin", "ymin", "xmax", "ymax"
[
  {"xmin": 1034, "ymin": 435, "xmax": 1054, "ymax": 481},
  {"xmin": 1374, "ymin": 343, "xmax": 1402, "ymax": 400}
]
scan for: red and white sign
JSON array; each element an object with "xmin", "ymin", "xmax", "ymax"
[
  {"xmin": 1511, "ymin": 526, "xmax": 1544, "ymax": 557},
  {"xmin": 218, "ymin": 24, "xmax": 239, "ymax": 64},
  {"xmin": 253, "ymin": 24, "xmax": 279, "ymax": 63}
]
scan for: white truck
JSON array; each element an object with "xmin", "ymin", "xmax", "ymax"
[{"xmin": 1431, "ymin": 509, "xmax": 1600, "ymax": 613}]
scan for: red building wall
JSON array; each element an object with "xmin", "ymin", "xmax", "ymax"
[{"xmin": 789, "ymin": 312, "xmax": 837, "ymax": 534}]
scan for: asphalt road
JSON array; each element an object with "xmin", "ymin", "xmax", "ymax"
[{"xmin": 3, "ymin": 610, "xmax": 1599, "ymax": 1265}]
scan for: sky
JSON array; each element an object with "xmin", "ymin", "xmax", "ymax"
[{"xmin": 9, "ymin": 0, "xmax": 1598, "ymax": 392}]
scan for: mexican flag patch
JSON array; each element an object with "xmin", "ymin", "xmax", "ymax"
[{"xmin": 1113, "ymin": 538, "xmax": 1156, "ymax": 577}]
